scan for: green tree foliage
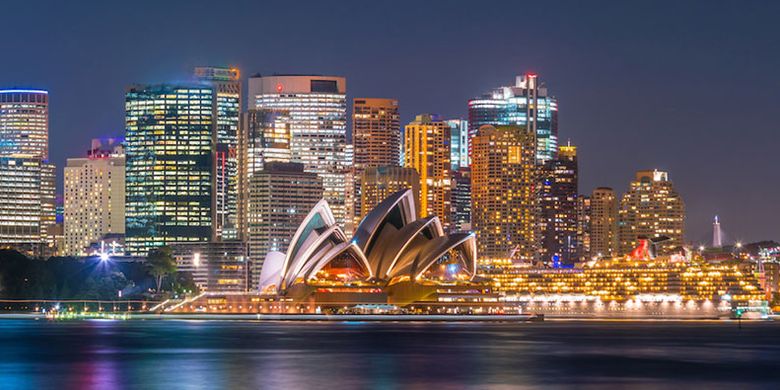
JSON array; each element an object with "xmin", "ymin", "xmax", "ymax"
[{"xmin": 146, "ymin": 246, "xmax": 177, "ymax": 293}]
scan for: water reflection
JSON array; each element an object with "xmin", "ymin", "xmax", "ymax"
[{"xmin": 0, "ymin": 320, "xmax": 779, "ymax": 388}]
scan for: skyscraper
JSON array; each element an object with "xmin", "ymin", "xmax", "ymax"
[
  {"xmin": 194, "ymin": 66, "xmax": 241, "ymax": 240},
  {"xmin": 589, "ymin": 187, "xmax": 619, "ymax": 259},
  {"xmin": 471, "ymin": 125, "xmax": 538, "ymax": 265},
  {"xmin": 447, "ymin": 119, "xmax": 469, "ymax": 170},
  {"xmin": 712, "ymin": 216, "xmax": 722, "ymax": 248},
  {"xmin": 359, "ymin": 166, "xmax": 420, "ymax": 220},
  {"xmin": 403, "ymin": 114, "xmax": 451, "ymax": 229},
  {"xmin": 246, "ymin": 162, "xmax": 322, "ymax": 288},
  {"xmin": 468, "ymin": 74, "xmax": 558, "ymax": 163},
  {"xmin": 247, "ymin": 75, "xmax": 351, "ymax": 232},
  {"xmin": 618, "ymin": 170, "xmax": 685, "ymax": 255},
  {"xmin": 124, "ymin": 84, "xmax": 215, "ymax": 256},
  {"xmin": 0, "ymin": 89, "xmax": 55, "ymax": 255},
  {"xmin": 0, "ymin": 89, "xmax": 49, "ymax": 158},
  {"xmin": 540, "ymin": 143, "xmax": 578, "ymax": 266},
  {"xmin": 352, "ymin": 98, "xmax": 400, "ymax": 225},
  {"xmin": 450, "ymin": 167, "xmax": 471, "ymax": 232},
  {"xmin": 63, "ymin": 138, "xmax": 125, "ymax": 256},
  {"xmin": 576, "ymin": 195, "xmax": 591, "ymax": 261},
  {"xmin": 0, "ymin": 156, "xmax": 44, "ymax": 254},
  {"xmin": 237, "ymin": 108, "xmax": 292, "ymax": 239}
]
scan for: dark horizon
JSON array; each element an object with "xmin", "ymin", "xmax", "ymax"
[{"xmin": 1, "ymin": 0, "xmax": 778, "ymax": 244}]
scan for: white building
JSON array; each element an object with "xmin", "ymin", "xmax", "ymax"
[{"xmin": 63, "ymin": 139, "xmax": 125, "ymax": 256}]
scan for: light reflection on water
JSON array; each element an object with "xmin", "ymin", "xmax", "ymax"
[{"xmin": 0, "ymin": 320, "xmax": 779, "ymax": 389}]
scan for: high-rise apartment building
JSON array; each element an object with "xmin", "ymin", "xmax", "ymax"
[
  {"xmin": 471, "ymin": 125, "xmax": 538, "ymax": 265},
  {"xmin": 352, "ymin": 98, "xmax": 400, "ymax": 226},
  {"xmin": 247, "ymin": 75, "xmax": 351, "ymax": 232},
  {"xmin": 246, "ymin": 162, "xmax": 322, "ymax": 288},
  {"xmin": 468, "ymin": 74, "xmax": 558, "ymax": 163},
  {"xmin": 403, "ymin": 114, "xmax": 451, "ymax": 229},
  {"xmin": 618, "ymin": 170, "xmax": 685, "ymax": 255},
  {"xmin": 0, "ymin": 89, "xmax": 49, "ymax": 158},
  {"xmin": 540, "ymin": 143, "xmax": 578, "ymax": 265},
  {"xmin": 359, "ymin": 166, "xmax": 420, "ymax": 220},
  {"xmin": 125, "ymin": 84, "xmax": 215, "ymax": 256},
  {"xmin": 0, "ymin": 89, "xmax": 55, "ymax": 256},
  {"xmin": 63, "ymin": 138, "xmax": 125, "ymax": 256},
  {"xmin": 194, "ymin": 66, "xmax": 241, "ymax": 240},
  {"xmin": 589, "ymin": 187, "xmax": 618, "ymax": 259},
  {"xmin": 447, "ymin": 119, "xmax": 469, "ymax": 170},
  {"xmin": 450, "ymin": 167, "xmax": 471, "ymax": 232}
]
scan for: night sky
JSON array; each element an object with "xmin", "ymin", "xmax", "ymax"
[{"xmin": 1, "ymin": 0, "xmax": 778, "ymax": 244}]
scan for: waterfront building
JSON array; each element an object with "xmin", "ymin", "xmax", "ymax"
[
  {"xmin": 237, "ymin": 108, "xmax": 292, "ymax": 238},
  {"xmin": 589, "ymin": 187, "xmax": 618, "ymax": 259},
  {"xmin": 246, "ymin": 162, "xmax": 322, "ymax": 289},
  {"xmin": 173, "ymin": 240, "xmax": 249, "ymax": 292},
  {"xmin": 352, "ymin": 98, "xmax": 400, "ymax": 227},
  {"xmin": 618, "ymin": 170, "xmax": 685, "ymax": 255},
  {"xmin": 450, "ymin": 167, "xmax": 471, "ymax": 232},
  {"xmin": 471, "ymin": 125, "xmax": 538, "ymax": 265},
  {"xmin": 124, "ymin": 84, "xmax": 215, "ymax": 256},
  {"xmin": 447, "ymin": 119, "xmax": 469, "ymax": 170},
  {"xmin": 63, "ymin": 138, "xmax": 125, "ymax": 256},
  {"xmin": 403, "ymin": 114, "xmax": 451, "ymax": 229},
  {"xmin": 359, "ymin": 166, "xmax": 420, "ymax": 220},
  {"xmin": 0, "ymin": 89, "xmax": 49, "ymax": 158},
  {"xmin": 540, "ymin": 143, "xmax": 578, "ymax": 266},
  {"xmin": 247, "ymin": 75, "xmax": 351, "ymax": 233},
  {"xmin": 468, "ymin": 74, "xmax": 558, "ymax": 163},
  {"xmin": 194, "ymin": 66, "xmax": 241, "ymax": 240}
]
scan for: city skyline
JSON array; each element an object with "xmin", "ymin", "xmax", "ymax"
[{"xmin": 1, "ymin": 0, "xmax": 779, "ymax": 243}]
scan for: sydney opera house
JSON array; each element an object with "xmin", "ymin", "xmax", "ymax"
[{"xmin": 170, "ymin": 190, "xmax": 502, "ymax": 314}]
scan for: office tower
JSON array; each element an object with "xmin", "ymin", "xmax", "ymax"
[
  {"xmin": 194, "ymin": 66, "xmax": 241, "ymax": 240},
  {"xmin": 63, "ymin": 138, "xmax": 125, "ymax": 256},
  {"xmin": 0, "ymin": 89, "xmax": 49, "ymax": 158},
  {"xmin": 403, "ymin": 114, "xmax": 451, "ymax": 229},
  {"xmin": 237, "ymin": 108, "xmax": 293, "ymax": 238},
  {"xmin": 353, "ymin": 98, "xmax": 400, "ymax": 168},
  {"xmin": 468, "ymin": 74, "xmax": 558, "ymax": 163},
  {"xmin": 471, "ymin": 125, "xmax": 538, "ymax": 265},
  {"xmin": 247, "ymin": 75, "xmax": 351, "ymax": 232},
  {"xmin": 447, "ymin": 119, "xmax": 469, "ymax": 170},
  {"xmin": 576, "ymin": 195, "xmax": 591, "ymax": 261},
  {"xmin": 352, "ymin": 98, "xmax": 400, "ymax": 226},
  {"xmin": 618, "ymin": 170, "xmax": 685, "ymax": 255},
  {"xmin": 0, "ymin": 89, "xmax": 55, "ymax": 255},
  {"xmin": 125, "ymin": 84, "xmax": 215, "ymax": 256},
  {"xmin": 359, "ymin": 166, "xmax": 420, "ymax": 220},
  {"xmin": 246, "ymin": 162, "xmax": 322, "ymax": 288},
  {"xmin": 590, "ymin": 187, "xmax": 619, "ymax": 259},
  {"xmin": 540, "ymin": 143, "xmax": 578, "ymax": 266},
  {"xmin": 0, "ymin": 157, "xmax": 44, "ymax": 254},
  {"xmin": 172, "ymin": 241, "xmax": 249, "ymax": 292},
  {"xmin": 450, "ymin": 167, "xmax": 471, "ymax": 232}
]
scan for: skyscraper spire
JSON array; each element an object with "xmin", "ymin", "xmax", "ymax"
[{"xmin": 712, "ymin": 215, "xmax": 722, "ymax": 248}]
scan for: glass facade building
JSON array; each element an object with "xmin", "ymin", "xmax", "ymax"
[
  {"xmin": 446, "ymin": 119, "xmax": 469, "ymax": 170},
  {"xmin": 468, "ymin": 74, "xmax": 558, "ymax": 163},
  {"xmin": 539, "ymin": 144, "xmax": 579, "ymax": 266},
  {"xmin": 124, "ymin": 84, "xmax": 215, "ymax": 256},
  {"xmin": 247, "ymin": 75, "xmax": 351, "ymax": 233},
  {"xmin": 0, "ymin": 89, "xmax": 49, "ymax": 158}
]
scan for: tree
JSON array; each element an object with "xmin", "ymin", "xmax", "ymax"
[{"xmin": 146, "ymin": 246, "xmax": 177, "ymax": 293}]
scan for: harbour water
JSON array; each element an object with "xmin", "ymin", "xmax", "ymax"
[{"xmin": 0, "ymin": 319, "xmax": 778, "ymax": 389}]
